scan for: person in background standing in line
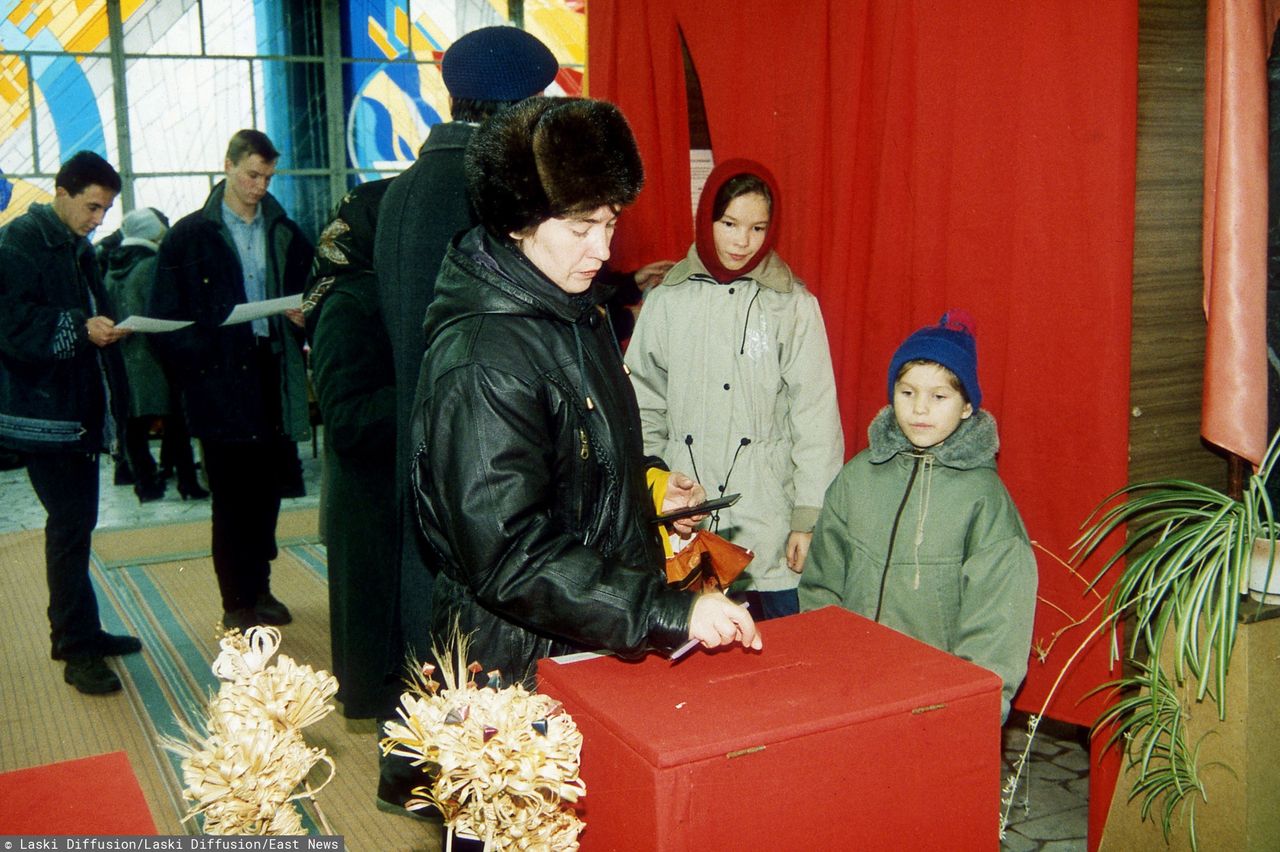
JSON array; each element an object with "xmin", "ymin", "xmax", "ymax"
[
  {"xmin": 0, "ymin": 151, "xmax": 142, "ymax": 694},
  {"xmin": 150, "ymin": 129, "xmax": 313, "ymax": 633},
  {"xmin": 302, "ymin": 177, "xmax": 398, "ymax": 721},
  {"xmin": 371, "ymin": 26, "xmax": 558, "ymax": 819},
  {"xmin": 374, "ymin": 24, "xmax": 560, "ymax": 667},
  {"xmin": 103, "ymin": 207, "xmax": 208, "ymax": 504},
  {"xmin": 94, "ymin": 224, "xmax": 133, "ymax": 488}
]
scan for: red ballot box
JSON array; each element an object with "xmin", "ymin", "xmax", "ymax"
[{"xmin": 537, "ymin": 606, "xmax": 1002, "ymax": 852}]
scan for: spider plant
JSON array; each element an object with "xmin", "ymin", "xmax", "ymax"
[
  {"xmin": 1071, "ymin": 430, "xmax": 1280, "ymax": 847},
  {"xmin": 1090, "ymin": 661, "xmax": 1204, "ymax": 845}
]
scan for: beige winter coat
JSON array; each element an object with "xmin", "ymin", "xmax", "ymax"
[{"xmin": 626, "ymin": 246, "xmax": 844, "ymax": 592}]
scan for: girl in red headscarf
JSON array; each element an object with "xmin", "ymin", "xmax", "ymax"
[{"xmin": 625, "ymin": 159, "xmax": 844, "ymax": 619}]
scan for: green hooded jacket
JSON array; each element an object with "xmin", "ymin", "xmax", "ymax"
[{"xmin": 799, "ymin": 407, "xmax": 1037, "ymax": 721}]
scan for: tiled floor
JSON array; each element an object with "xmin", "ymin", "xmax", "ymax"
[
  {"xmin": 0, "ymin": 439, "xmax": 322, "ymax": 534},
  {"xmin": 0, "ymin": 433, "xmax": 1090, "ymax": 849},
  {"xmin": 1002, "ymin": 714, "xmax": 1091, "ymax": 851}
]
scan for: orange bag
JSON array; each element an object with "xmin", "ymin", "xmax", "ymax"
[{"xmin": 664, "ymin": 531, "xmax": 753, "ymax": 592}]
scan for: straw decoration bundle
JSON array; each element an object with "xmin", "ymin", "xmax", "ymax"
[
  {"xmin": 381, "ymin": 629, "xmax": 587, "ymax": 850},
  {"xmin": 165, "ymin": 626, "xmax": 339, "ymax": 835}
]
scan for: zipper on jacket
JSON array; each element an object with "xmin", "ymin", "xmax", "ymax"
[
  {"xmin": 579, "ymin": 428, "xmax": 590, "ymax": 460},
  {"xmin": 873, "ymin": 455, "xmax": 923, "ymax": 623}
]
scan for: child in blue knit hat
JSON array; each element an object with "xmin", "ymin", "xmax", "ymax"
[{"xmin": 798, "ymin": 310, "xmax": 1038, "ymax": 723}]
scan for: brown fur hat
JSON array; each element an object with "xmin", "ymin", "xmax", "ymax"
[{"xmin": 466, "ymin": 96, "xmax": 644, "ymax": 237}]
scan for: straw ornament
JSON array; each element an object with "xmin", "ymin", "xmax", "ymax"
[
  {"xmin": 164, "ymin": 626, "xmax": 339, "ymax": 835},
  {"xmin": 381, "ymin": 627, "xmax": 587, "ymax": 850}
]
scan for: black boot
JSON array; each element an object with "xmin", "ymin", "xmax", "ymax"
[
  {"xmin": 134, "ymin": 474, "xmax": 166, "ymax": 503},
  {"xmin": 177, "ymin": 473, "xmax": 209, "ymax": 500}
]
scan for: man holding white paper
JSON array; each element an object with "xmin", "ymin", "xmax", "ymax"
[
  {"xmin": 150, "ymin": 129, "xmax": 313, "ymax": 631},
  {"xmin": 0, "ymin": 151, "xmax": 142, "ymax": 695}
]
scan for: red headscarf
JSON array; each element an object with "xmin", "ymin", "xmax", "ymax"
[{"xmin": 694, "ymin": 158, "xmax": 782, "ymax": 283}]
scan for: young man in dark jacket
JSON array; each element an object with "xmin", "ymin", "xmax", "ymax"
[
  {"xmin": 0, "ymin": 151, "xmax": 142, "ymax": 695},
  {"xmin": 150, "ymin": 129, "xmax": 313, "ymax": 632}
]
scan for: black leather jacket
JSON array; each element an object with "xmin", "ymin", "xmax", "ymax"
[{"xmin": 411, "ymin": 227, "xmax": 691, "ymax": 686}]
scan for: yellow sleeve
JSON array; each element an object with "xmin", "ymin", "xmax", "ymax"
[{"xmin": 646, "ymin": 467, "xmax": 674, "ymax": 558}]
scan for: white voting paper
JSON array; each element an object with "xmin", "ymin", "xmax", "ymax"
[
  {"xmin": 221, "ymin": 293, "xmax": 303, "ymax": 326},
  {"xmin": 116, "ymin": 315, "xmax": 192, "ymax": 333}
]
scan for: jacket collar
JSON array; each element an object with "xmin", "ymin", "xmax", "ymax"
[
  {"xmin": 200, "ymin": 180, "xmax": 287, "ymax": 229},
  {"xmin": 424, "ymin": 226, "xmax": 603, "ymax": 345},
  {"xmin": 28, "ymin": 203, "xmax": 84, "ymax": 253},
  {"xmin": 417, "ymin": 120, "xmax": 476, "ymax": 157},
  {"xmin": 866, "ymin": 405, "xmax": 999, "ymax": 470},
  {"xmin": 666, "ymin": 242, "xmax": 796, "ymax": 294}
]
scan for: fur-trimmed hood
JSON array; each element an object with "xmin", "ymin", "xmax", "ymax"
[
  {"xmin": 465, "ymin": 96, "xmax": 643, "ymax": 238},
  {"xmin": 866, "ymin": 405, "xmax": 999, "ymax": 470}
]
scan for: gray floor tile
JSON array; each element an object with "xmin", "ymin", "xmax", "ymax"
[
  {"xmin": 1000, "ymin": 827, "xmax": 1040, "ymax": 852},
  {"xmin": 0, "ymin": 437, "xmax": 322, "ymax": 535},
  {"xmin": 1050, "ymin": 745, "xmax": 1094, "ymax": 773},
  {"xmin": 1012, "ymin": 804, "xmax": 1090, "ymax": 841},
  {"xmin": 1039, "ymin": 839, "xmax": 1088, "ymax": 852}
]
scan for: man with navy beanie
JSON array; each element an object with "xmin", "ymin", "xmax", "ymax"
[{"xmin": 371, "ymin": 24, "xmax": 557, "ymax": 819}]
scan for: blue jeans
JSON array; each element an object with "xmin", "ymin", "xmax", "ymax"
[{"xmin": 742, "ymin": 588, "xmax": 800, "ymax": 621}]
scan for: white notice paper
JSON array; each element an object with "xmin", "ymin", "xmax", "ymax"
[
  {"xmin": 221, "ymin": 293, "xmax": 303, "ymax": 326},
  {"xmin": 116, "ymin": 315, "xmax": 193, "ymax": 333}
]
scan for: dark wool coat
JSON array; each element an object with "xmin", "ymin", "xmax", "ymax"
[
  {"xmin": 373, "ymin": 120, "xmax": 478, "ymax": 658},
  {"xmin": 103, "ymin": 241, "xmax": 171, "ymax": 417},
  {"xmin": 0, "ymin": 203, "xmax": 128, "ymax": 454},
  {"xmin": 412, "ymin": 227, "xmax": 691, "ymax": 688},
  {"xmin": 149, "ymin": 182, "xmax": 313, "ymax": 443},
  {"xmin": 304, "ymin": 179, "xmax": 399, "ymax": 719}
]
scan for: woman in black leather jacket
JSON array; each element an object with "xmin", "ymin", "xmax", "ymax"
[{"xmin": 411, "ymin": 97, "xmax": 760, "ymax": 687}]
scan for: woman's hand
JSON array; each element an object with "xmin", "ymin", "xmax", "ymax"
[
  {"xmin": 661, "ymin": 470, "xmax": 707, "ymax": 537},
  {"xmin": 633, "ymin": 259, "xmax": 676, "ymax": 290},
  {"xmin": 688, "ymin": 591, "xmax": 762, "ymax": 651},
  {"xmin": 786, "ymin": 531, "xmax": 812, "ymax": 574}
]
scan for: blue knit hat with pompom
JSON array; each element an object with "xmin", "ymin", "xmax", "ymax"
[{"xmin": 887, "ymin": 310, "xmax": 982, "ymax": 409}]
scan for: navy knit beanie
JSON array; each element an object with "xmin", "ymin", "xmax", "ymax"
[
  {"xmin": 441, "ymin": 26, "xmax": 558, "ymax": 102},
  {"xmin": 887, "ymin": 310, "xmax": 982, "ymax": 409}
]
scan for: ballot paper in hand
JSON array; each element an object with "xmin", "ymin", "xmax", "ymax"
[
  {"xmin": 220, "ymin": 293, "xmax": 303, "ymax": 326},
  {"xmin": 116, "ymin": 316, "xmax": 193, "ymax": 333}
]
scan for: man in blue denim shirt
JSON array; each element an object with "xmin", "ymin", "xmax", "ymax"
[{"xmin": 151, "ymin": 130, "xmax": 314, "ymax": 633}]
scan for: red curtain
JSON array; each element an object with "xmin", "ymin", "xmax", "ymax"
[{"xmin": 590, "ymin": 2, "xmax": 1134, "ymax": 844}]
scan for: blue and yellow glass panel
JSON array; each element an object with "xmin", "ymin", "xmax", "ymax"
[
  {"xmin": 0, "ymin": 0, "xmax": 145, "ymax": 223},
  {"xmin": 345, "ymin": 0, "xmax": 584, "ymax": 178},
  {"xmin": 0, "ymin": 0, "xmax": 586, "ymax": 224}
]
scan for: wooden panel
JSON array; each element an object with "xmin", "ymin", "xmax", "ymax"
[{"xmin": 1131, "ymin": 0, "xmax": 1227, "ymax": 488}]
